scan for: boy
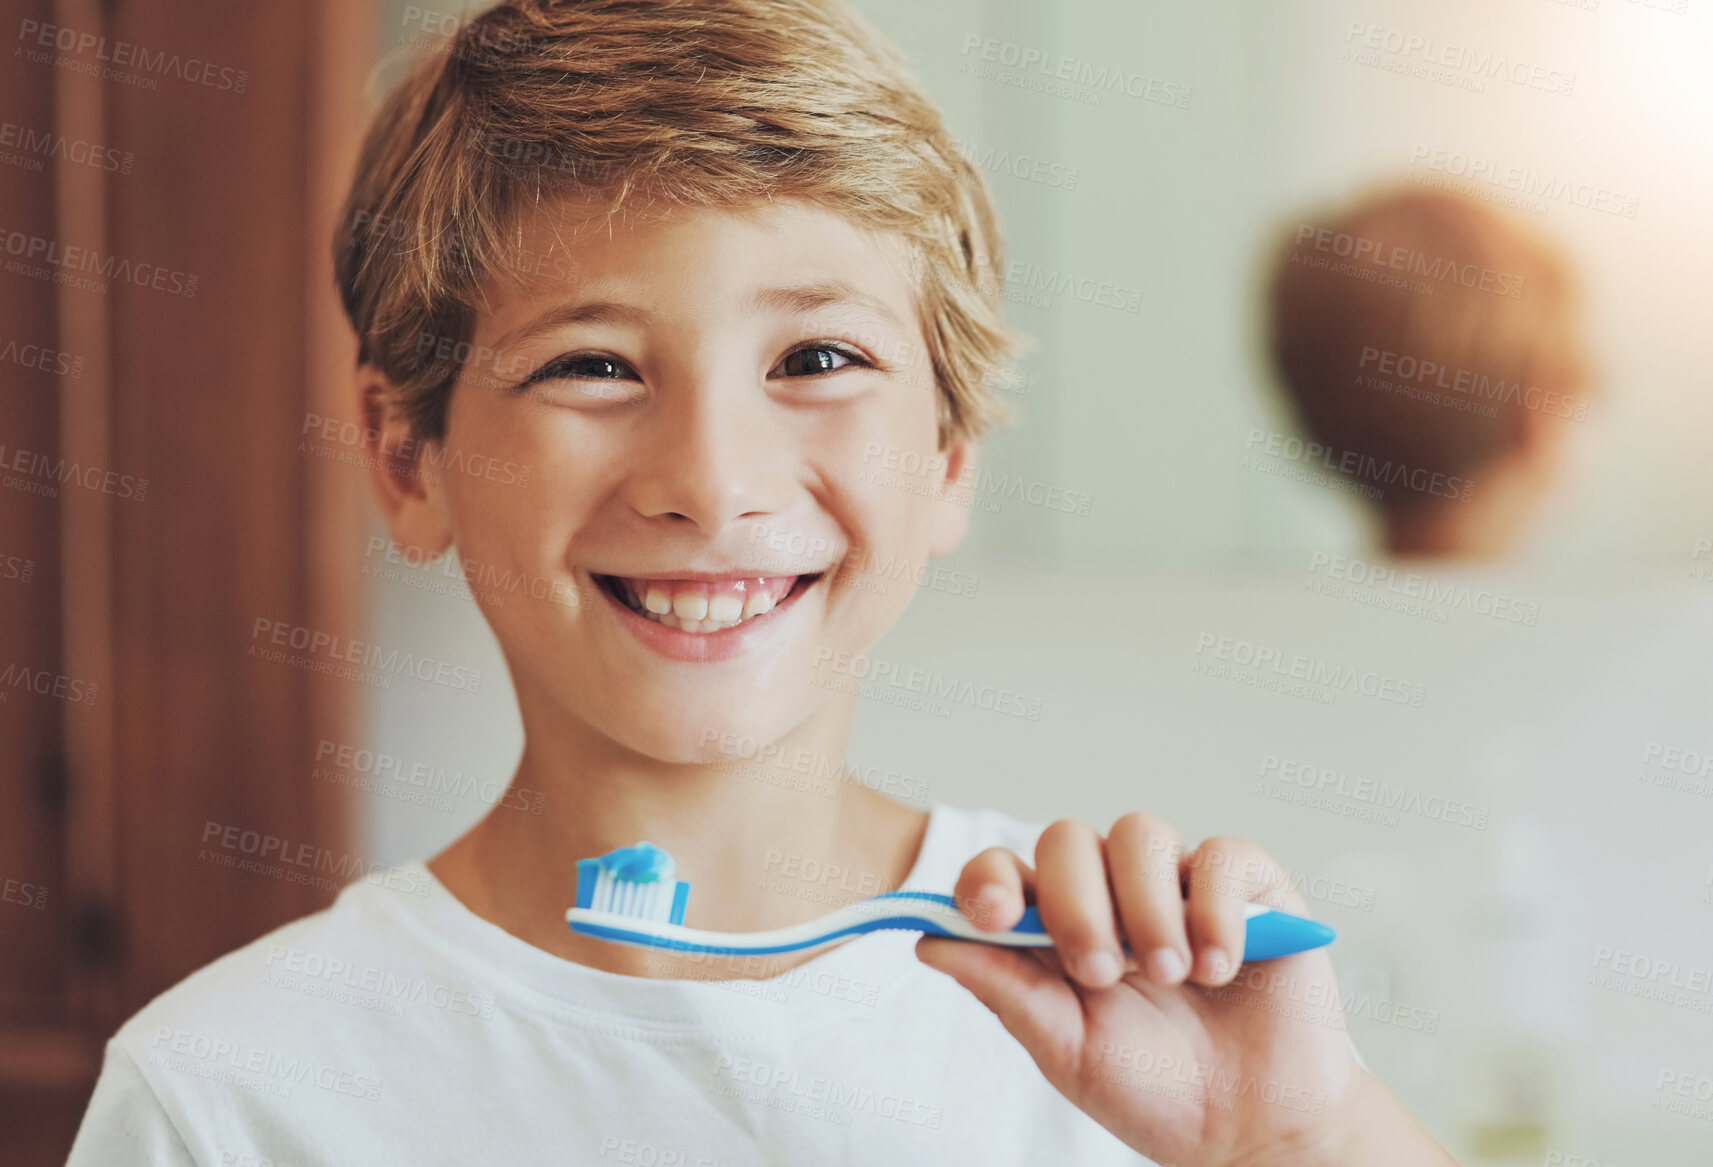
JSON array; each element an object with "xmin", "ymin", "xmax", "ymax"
[{"xmin": 69, "ymin": 1, "xmax": 1457, "ymax": 1162}]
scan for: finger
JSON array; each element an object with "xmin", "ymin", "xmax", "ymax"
[
  {"xmin": 1035, "ymin": 819, "xmax": 1125, "ymax": 990},
  {"xmin": 951, "ymin": 846, "xmax": 1034, "ymax": 932},
  {"xmin": 1181, "ymin": 837, "xmax": 1288, "ymax": 987},
  {"xmin": 1107, "ymin": 813, "xmax": 1191, "ymax": 987},
  {"xmin": 915, "ymin": 936, "xmax": 1083, "ymax": 1076}
]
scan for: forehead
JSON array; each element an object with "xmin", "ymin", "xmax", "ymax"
[{"xmin": 472, "ymin": 196, "xmax": 922, "ymax": 337}]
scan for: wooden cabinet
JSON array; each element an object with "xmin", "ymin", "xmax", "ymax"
[{"xmin": 0, "ymin": 2, "xmax": 370, "ymax": 1160}]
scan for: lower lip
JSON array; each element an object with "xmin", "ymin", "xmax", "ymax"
[{"xmin": 596, "ymin": 575, "xmax": 820, "ymax": 663}]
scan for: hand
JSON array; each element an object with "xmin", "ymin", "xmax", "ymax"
[{"xmin": 915, "ymin": 815, "xmax": 1456, "ymax": 1167}]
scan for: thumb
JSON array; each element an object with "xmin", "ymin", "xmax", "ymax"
[{"xmin": 916, "ymin": 937, "xmax": 1085, "ymax": 1074}]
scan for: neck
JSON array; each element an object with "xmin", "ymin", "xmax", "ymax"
[
  {"xmin": 1382, "ymin": 460, "xmax": 1540, "ymax": 562},
  {"xmin": 428, "ymin": 687, "xmax": 928, "ymax": 979}
]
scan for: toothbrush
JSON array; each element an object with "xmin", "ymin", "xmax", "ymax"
[{"xmin": 566, "ymin": 842, "xmax": 1335, "ymax": 963}]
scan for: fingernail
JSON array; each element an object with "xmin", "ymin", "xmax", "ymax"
[
  {"xmin": 1079, "ymin": 950, "xmax": 1123, "ymax": 986},
  {"xmin": 1146, "ymin": 947, "xmax": 1188, "ymax": 985},
  {"xmin": 1197, "ymin": 947, "xmax": 1232, "ymax": 982}
]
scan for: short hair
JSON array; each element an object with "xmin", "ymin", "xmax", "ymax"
[
  {"xmin": 334, "ymin": 0, "xmax": 1021, "ymax": 448},
  {"xmin": 1264, "ymin": 186, "xmax": 1589, "ymax": 515}
]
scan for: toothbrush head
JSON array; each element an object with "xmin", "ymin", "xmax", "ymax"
[{"xmin": 574, "ymin": 842, "xmax": 691, "ymax": 925}]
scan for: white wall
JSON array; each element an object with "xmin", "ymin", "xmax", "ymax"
[{"xmin": 881, "ymin": 0, "xmax": 1713, "ymax": 566}]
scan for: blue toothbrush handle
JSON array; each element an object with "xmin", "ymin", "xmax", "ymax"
[{"xmin": 1003, "ymin": 904, "xmax": 1334, "ymax": 963}]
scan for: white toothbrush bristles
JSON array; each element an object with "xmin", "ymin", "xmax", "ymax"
[{"xmin": 595, "ymin": 866, "xmax": 675, "ymax": 921}]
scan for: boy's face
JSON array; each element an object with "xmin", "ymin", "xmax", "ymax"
[{"xmin": 375, "ymin": 199, "xmax": 975, "ymax": 762}]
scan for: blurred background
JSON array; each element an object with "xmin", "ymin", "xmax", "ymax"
[{"xmin": 3, "ymin": 0, "xmax": 1709, "ymax": 1163}]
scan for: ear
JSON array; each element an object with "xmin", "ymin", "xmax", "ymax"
[
  {"xmin": 928, "ymin": 438, "xmax": 977, "ymax": 557},
  {"xmin": 358, "ymin": 364, "xmax": 455, "ymax": 562}
]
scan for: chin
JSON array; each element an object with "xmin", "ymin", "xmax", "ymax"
[{"xmin": 604, "ymin": 697, "xmax": 819, "ymax": 768}]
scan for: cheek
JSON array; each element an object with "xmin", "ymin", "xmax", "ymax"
[
  {"xmin": 438, "ymin": 405, "xmax": 595, "ymax": 578},
  {"xmin": 829, "ymin": 429, "xmax": 946, "ymax": 541},
  {"xmin": 818, "ymin": 429, "xmax": 945, "ymax": 631},
  {"xmin": 818, "ymin": 369, "xmax": 942, "ymax": 485}
]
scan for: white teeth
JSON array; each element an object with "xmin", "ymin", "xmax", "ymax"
[{"xmin": 613, "ymin": 577, "xmax": 804, "ymax": 634}]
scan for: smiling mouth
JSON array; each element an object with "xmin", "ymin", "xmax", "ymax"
[{"xmin": 594, "ymin": 573, "xmax": 823, "ymax": 634}]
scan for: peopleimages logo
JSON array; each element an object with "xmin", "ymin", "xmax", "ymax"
[
  {"xmin": 262, "ymin": 944, "xmax": 497, "ymax": 1019},
  {"xmin": 1306, "ymin": 551, "xmax": 1541, "ymax": 626},
  {"xmin": 15, "ymin": 19, "xmax": 250, "ymax": 93},
  {"xmin": 0, "ymin": 661, "xmax": 98, "ymax": 704},
  {"xmin": 1357, "ymin": 346, "xmax": 1587, "ymax": 420},
  {"xmin": 860, "ymin": 442, "xmax": 1095, "ymax": 516},
  {"xmin": 313, "ymin": 739, "xmax": 544, "ymax": 815},
  {"xmin": 0, "ymin": 333, "xmax": 84, "ymax": 378},
  {"xmin": 811, "ymin": 646, "xmax": 1046, "ymax": 721},
  {"xmin": 712, "ymin": 1054, "xmax": 944, "ymax": 1128},
  {"xmin": 1091, "ymin": 1042, "xmax": 1328, "ymax": 1115},
  {"xmin": 0, "ymin": 227, "xmax": 197, "ymax": 297},
  {"xmin": 1408, "ymin": 145, "xmax": 1639, "ymax": 219},
  {"xmin": 199, "ymin": 819, "xmax": 434, "ymax": 898},
  {"xmin": 147, "ymin": 1027, "xmax": 380, "ymax": 1102},
  {"xmin": 1690, "ymin": 538, "xmax": 1713, "ymax": 582},
  {"xmin": 1292, "ymin": 223, "xmax": 1527, "ymax": 299},
  {"xmin": 1637, "ymin": 738, "xmax": 1713, "ymax": 798},
  {"xmin": 1341, "ymin": 22, "xmax": 1577, "ymax": 96},
  {"xmin": 2, "ymin": 876, "xmax": 48, "ymax": 910},
  {"xmin": 0, "ymin": 121, "xmax": 134, "ymax": 174},
  {"xmin": 1259, "ymin": 754, "xmax": 1489, "ymax": 829},
  {"xmin": 1590, "ymin": 945, "xmax": 1713, "ymax": 1014},
  {"xmin": 1195, "ymin": 635, "xmax": 1429, "ymax": 708},
  {"xmin": 249, "ymin": 617, "xmax": 482, "ymax": 692},
  {"xmin": 597, "ymin": 1134, "xmax": 730, "ymax": 1166},
  {"xmin": 1245, "ymin": 428, "xmax": 1474, "ymax": 503},
  {"xmin": 957, "ymin": 34, "xmax": 1192, "ymax": 109},
  {"xmin": 951, "ymin": 137, "xmax": 1079, "ymax": 190}
]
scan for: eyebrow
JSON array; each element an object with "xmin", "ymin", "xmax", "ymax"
[
  {"xmin": 490, "ymin": 280, "xmax": 906, "ymax": 353},
  {"xmin": 746, "ymin": 281, "xmax": 906, "ymax": 330},
  {"xmin": 489, "ymin": 299, "xmax": 655, "ymax": 353}
]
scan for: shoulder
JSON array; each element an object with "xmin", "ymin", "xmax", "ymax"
[
  {"xmin": 117, "ymin": 872, "xmax": 420, "ymax": 1040},
  {"xmin": 72, "ymin": 872, "xmax": 438, "ymax": 1162},
  {"xmin": 105, "ymin": 869, "xmax": 440, "ymax": 1110}
]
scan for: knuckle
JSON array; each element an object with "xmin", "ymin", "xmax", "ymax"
[
  {"xmin": 1038, "ymin": 818, "xmax": 1097, "ymax": 851},
  {"xmin": 1110, "ymin": 812, "xmax": 1179, "ymax": 857},
  {"xmin": 1188, "ymin": 836, "xmax": 1272, "ymax": 894},
  {"xmin": 1110, "ymin": 811, "xmax": 1171, "ymax": 839},
  {"xmin": 951, "ymin": 868, "xmax": 985, "ymax": 900},
  {"xmin": 1194, "ymin": 834, "xmax": 1245, "ymax": 861},
  {"xmin": 957, "ymin": 850, "xmax": 1014, "ymax": 893}
]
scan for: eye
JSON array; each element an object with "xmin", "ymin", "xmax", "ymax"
[
  {"xmin": 771, "ymin": 343, "xmax": 873, "ymax": 379},
  {"xmin": 522, "ymin": 352, "xmax": 640, "ymax": 386}
]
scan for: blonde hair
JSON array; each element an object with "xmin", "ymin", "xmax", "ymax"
[
  {"xmin": 1265, "ymin": 186, "xmax": 1588, "ymax": 514},
  {"xmin": 334, "ymin": 0, "xmax": 1020, "ymax": 447}
]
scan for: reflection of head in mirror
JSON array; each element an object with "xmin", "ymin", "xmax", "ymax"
[{"xmin": 1265, "ymin": 186, "xmax": 1593, "ymax": 561}]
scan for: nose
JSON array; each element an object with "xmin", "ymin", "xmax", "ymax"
[{"xmin": 624, "ymin": 376, "xmax": 798, "ymax": 533}]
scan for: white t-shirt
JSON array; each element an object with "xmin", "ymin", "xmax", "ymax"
[{"xmin": 68, "ymin": 804, "xmax": 1151, "ymax": 1166}]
